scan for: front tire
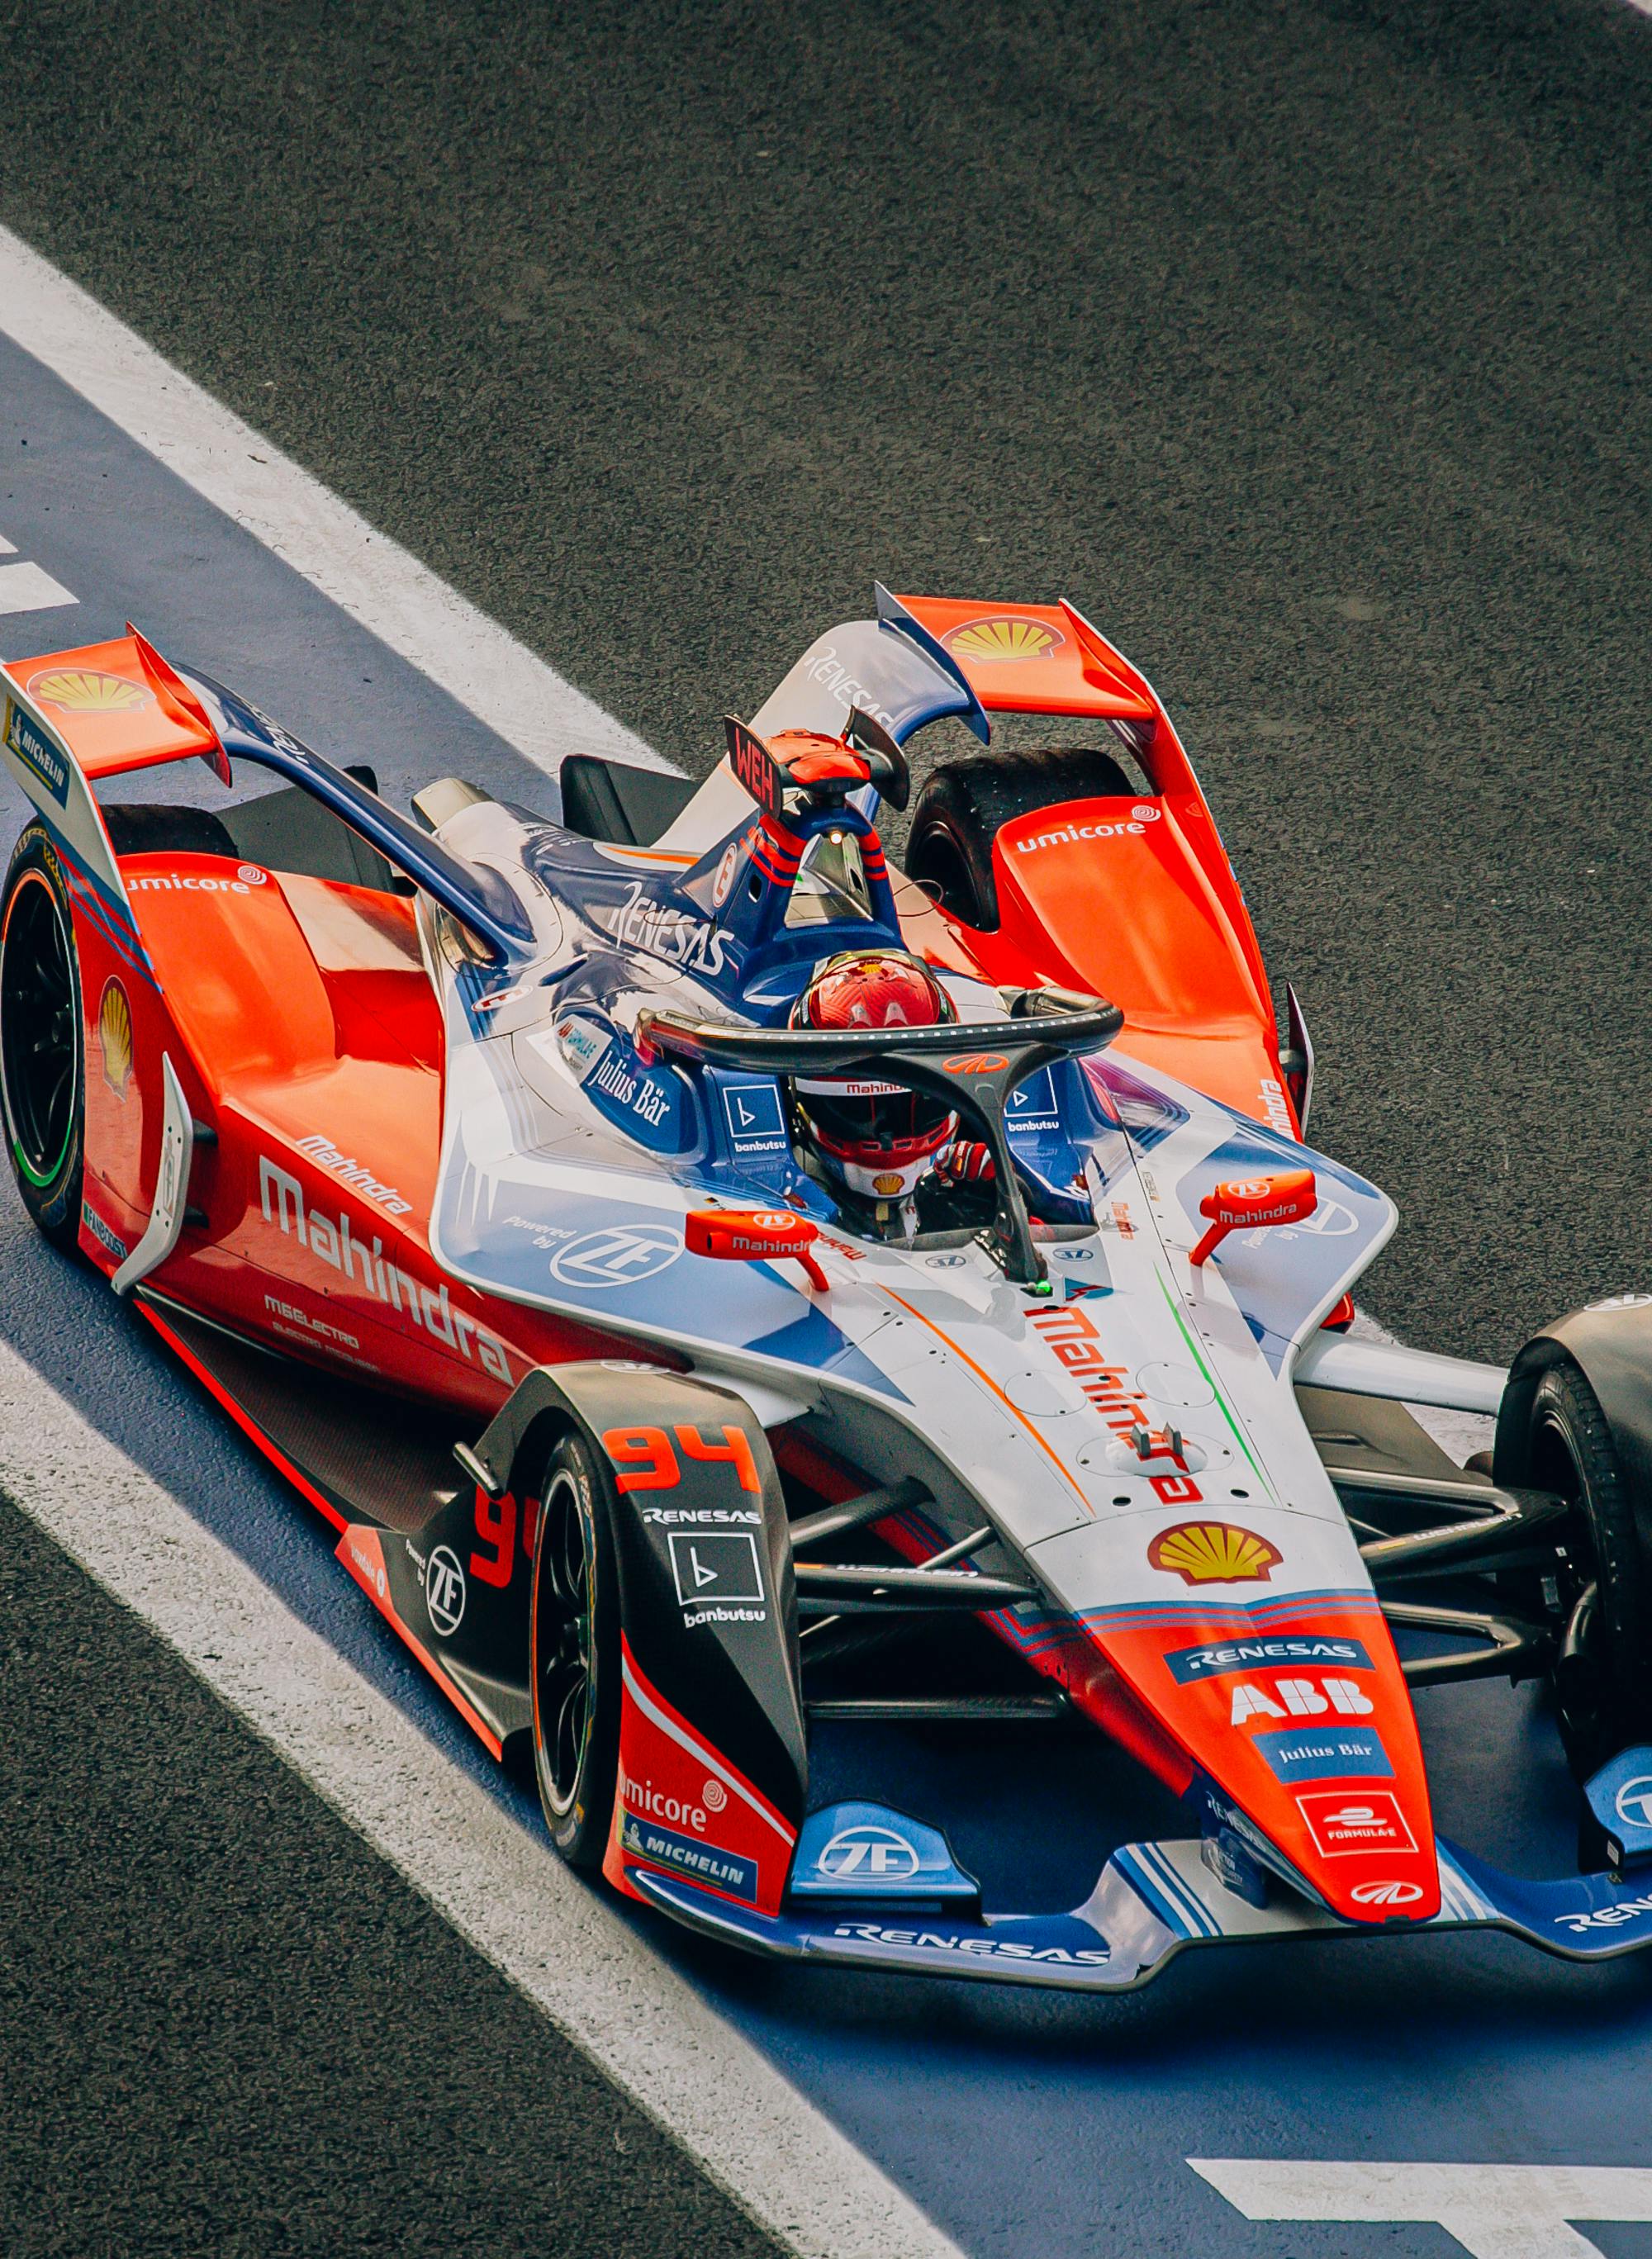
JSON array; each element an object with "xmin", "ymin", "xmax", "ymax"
[
  {"xmin": 1523, "ymin": 1360, "xmax": 1652, "ymax": 1778},
  {"xmin": 0, "ymin": 827, "xmax": 85, "ymax": 1251},
  {"xmin": 529, "ymin": 1429, "xmax": 621, "ymax": 1868},
  {"xmin": 904, "ymin": 747, "xmax": 1137, "ymax": 931}
]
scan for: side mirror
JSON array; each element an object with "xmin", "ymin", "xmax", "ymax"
[
  {"xmin": 686, "ymin": 1207, "xmax": 828, "ymax": 1293},
  {"xmin": 1189, "ymin": 1169, "xmax": 1317, "ymax": 1267}
]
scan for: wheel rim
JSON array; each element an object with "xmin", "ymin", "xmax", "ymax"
[
  {"xmin": 1531, "ymin": 1402, "xmax": 1607, "ymax": 1755},
  {"xmin": 908, "ymin": 825, "xmax": 977, "ymax": 923},
  {"xmin": 534, "ymin": 1469, "xmax": 595, "ymax": 1815},
  {"xmin": 1, "ymin": 871, "xmax": 79, "ymax": 1189}
]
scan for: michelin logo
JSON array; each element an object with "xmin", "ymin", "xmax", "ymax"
[
  {"xmin": 5, "ymin": 702, "xmax": 69, "ymax": 808},
  {"xmin": 621, "ymin": 1814, "xmax": 757, "ymax": 1900}
]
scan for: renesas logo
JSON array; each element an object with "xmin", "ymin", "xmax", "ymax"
[
  {"xmin": 1165, "ymin": 1635, "xmax": 1374, "ymax": 1684},
  {"xmin": 828, "ymin": 1922, "xmax": 1107, "ymax": 1968},
  {"xmin": 802, "ymin": 643, "xmax": 897, "ymax": 733},
  {"xmin": 1013, "ymin": 805, "xmax": 1160, "ymax": 854},
  {"xmin": 1554, "ymin": 1891, "xmax": 1652, "ymax": 1936},
  {"xmin": 596, "ymin": 879, "xmax": 729, "ymax": 977},
  {"xmin": 259, "ymin": 1156, "xmax": 511, "ymax": 1383}
]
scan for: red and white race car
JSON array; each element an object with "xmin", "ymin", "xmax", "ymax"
[{"xmin": 5, "ymin": 587, "xmax": 1651, "ymax": 1989}]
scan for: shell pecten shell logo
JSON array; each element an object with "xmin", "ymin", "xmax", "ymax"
[
  {"xmin": 98, "ymin": 978, "xmax": 134, "ymax": 1100},
  {"xmin": 27, "ymin": 667, "xmax": 152, "ymax": 715},
  {"xmin": 1147, "ymin": 1520, "xmax": 1281, "ymax": 1586},
  {"xmin": 942, "ymin": 615, "xmax": 1065, "ymax": 665}
]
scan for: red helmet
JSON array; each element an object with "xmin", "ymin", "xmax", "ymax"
[{"xmin": 790, "ymin": 952, "xmax": 957, "ymax": 1202}]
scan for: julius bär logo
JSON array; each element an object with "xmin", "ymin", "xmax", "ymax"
[{"xmin": 1147, "ymin": 1521, "xmax": 1280, "ymax": 1586}]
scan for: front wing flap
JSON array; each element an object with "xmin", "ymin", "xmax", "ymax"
[{"xmin": 630, "ymin": 1834, "xmax": 1652, "ymax": 1992}]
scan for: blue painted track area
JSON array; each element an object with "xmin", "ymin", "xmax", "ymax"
[{"xmin": 7, "ymin": 322, "xmax": 1652, "ymax": 2259}]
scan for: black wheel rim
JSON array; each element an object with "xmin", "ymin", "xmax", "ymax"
[
  {"xmin": 1, "ymin": 873, "xmax": 78, "ymax": 1189},
  {"xmin": 534, "ymin": 1469, "xmax": 594, "ymax": 1815},
  {"xmin": 1532, "ymin": 1404, "xmax": 1607, "ymax": 1757},
  {"xmin": 908, "ymin": 826, "xmax": 980, "ymax": 924}
]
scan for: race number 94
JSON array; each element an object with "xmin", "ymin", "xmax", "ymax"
[{"xmin": 601, "ymin": 1422, "xmax": 761, "ymax": 1496}]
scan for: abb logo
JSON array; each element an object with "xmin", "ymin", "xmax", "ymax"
[{"xmin": 1229, "ymin": 1677, "xmax": 1374, "ymax": 1725}]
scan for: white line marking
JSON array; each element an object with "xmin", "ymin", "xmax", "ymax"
[
  {"xmin": 0, "ymin": 1331, "xmax": 959, "ymax": 2259},
  {"xmin": 0, "ymin": 560, "xmax": 78, "ymax": 614},
  {"xmin": 0, "ymin": 224, "xmax": 669, "ymax": 781},
  {"xmin": 1191, "ymin": 2158, "xmax": 1652, "ymax": 2259},
  {"xmin": 0, "ymin": 532, "xmax": 18, "ymax": 556},
  {"xmin": 0, "ymin": 228, "xmax": 952, "ymax": 2258}
]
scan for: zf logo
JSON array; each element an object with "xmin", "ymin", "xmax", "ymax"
[
  {"xmin": 425, "ymin": 1545, "xmax": 467, "ymax": 1636},
  {"xmin": 816, "ymin": 1825, "xmax": 919, "ymax": 1881},
  {"xmin": 548, "ymin": 1223, "xmax": 682, "ymax": 1288}
]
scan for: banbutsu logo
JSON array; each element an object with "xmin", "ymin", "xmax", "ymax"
[{"xmin": 596, "ymin": 880, "xmax": 729, "ymax": 975}]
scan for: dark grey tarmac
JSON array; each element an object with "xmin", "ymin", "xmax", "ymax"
[{"xmin": 1, "ymin": 0, "xmax": 1650, "ymax": 2249}]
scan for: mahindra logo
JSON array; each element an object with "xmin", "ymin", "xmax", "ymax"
[
  {"xmin": 1351, "ymin": 1878, "xmax": 1424, "ymax": 1906},
  {"xmin": 942, "ymin": 1052, "xmax": 1007, "ymax": 1075}
]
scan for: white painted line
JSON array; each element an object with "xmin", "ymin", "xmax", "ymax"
[
  {"xmin": 0, "ymin": 532, "xmax": 18, "ymax": 556},
  {"xmin": 0, "ymin": 224, "xmax": 670, "ymax": 781},
  {"xmin": 0, "ymin": 559, "xmax": 78, "ymax": 614},
  {"xmin": 0, "ymin": 1331, "xmax": 961, "ymax": 2259},
  {"xmin": 1191, "ymin": 2157, "xmax": 1652, "ymax": 2259}
]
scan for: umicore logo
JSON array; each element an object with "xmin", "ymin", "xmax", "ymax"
[{"xmin": 259, "ymin": 1156, "xmax": 511, "ymax": 1383}]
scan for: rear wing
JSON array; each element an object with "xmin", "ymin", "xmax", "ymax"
[{"xmin": 0, "ymin": 630, "xmax": 530, "ymax": 966}]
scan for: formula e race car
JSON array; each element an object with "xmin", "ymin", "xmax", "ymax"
[{"xmin": 7, "ymin": 589, "xmax": 1652, "ymax": 1993}]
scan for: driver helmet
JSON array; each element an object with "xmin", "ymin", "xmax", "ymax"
[{"xmin": 790, "ymin": 951, "xmax": 957, "ymax": 1202}]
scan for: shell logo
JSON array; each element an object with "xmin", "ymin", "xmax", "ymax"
[
  {"xmin": 98, "ymin": 978, "xmax": 134, "ymax": 1100},
  {"xmin": 27, "ymin": 668, "xmax": 153, "ymax": 715},
  {"xmin": 943, "ymin": 616, "xmax": 1066, "ymax": 665},
  {"xmin": 1147, "ymin": 1520, "xmax": 1281, "ymax": 1586}
]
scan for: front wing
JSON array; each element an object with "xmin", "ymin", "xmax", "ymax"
[{"xmin": 630, "ymin": 1834, "xmax": 1652, "ymax": 1991}]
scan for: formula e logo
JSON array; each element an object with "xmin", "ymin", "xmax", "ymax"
[
  {"xmin": 1616, "ymin": 1777, "xmax": 1652, "ymax": 1831},
  {"xmin": 1351, "ymin": 1878, "xmax": 1424, "ymax": 1907},
  {"xmin": 817, "ymin": 1825, "xmax": 920, "ymax": 1882},
  {"xmin": 548, "ymin": 1223, "xmax": 683, "ymax": 1288},
  {"xmin": 425, "ymin": 1545, "xmax": 467, "ymax": 1636}
]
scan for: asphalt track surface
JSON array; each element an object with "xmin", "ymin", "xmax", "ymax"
[{"xmin": 2, "ymin": 1, "xmax": 1652, "ymax": 2253}]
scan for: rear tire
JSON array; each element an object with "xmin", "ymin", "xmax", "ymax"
[
  {"xmin": 529, "ymin": 1429, "xmax": 622, "ymax": 1868},
  {"xmin": 0, "ymin": 827, "xmax": 85, "ymax": 1252},
  {"xmin": 904, "ymin": 747, "xmax": 1137, "ymax": 931},
  {"xmin": 1524, "ymin": 1360, "xmax": 1652, "ymax": 1778}
]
